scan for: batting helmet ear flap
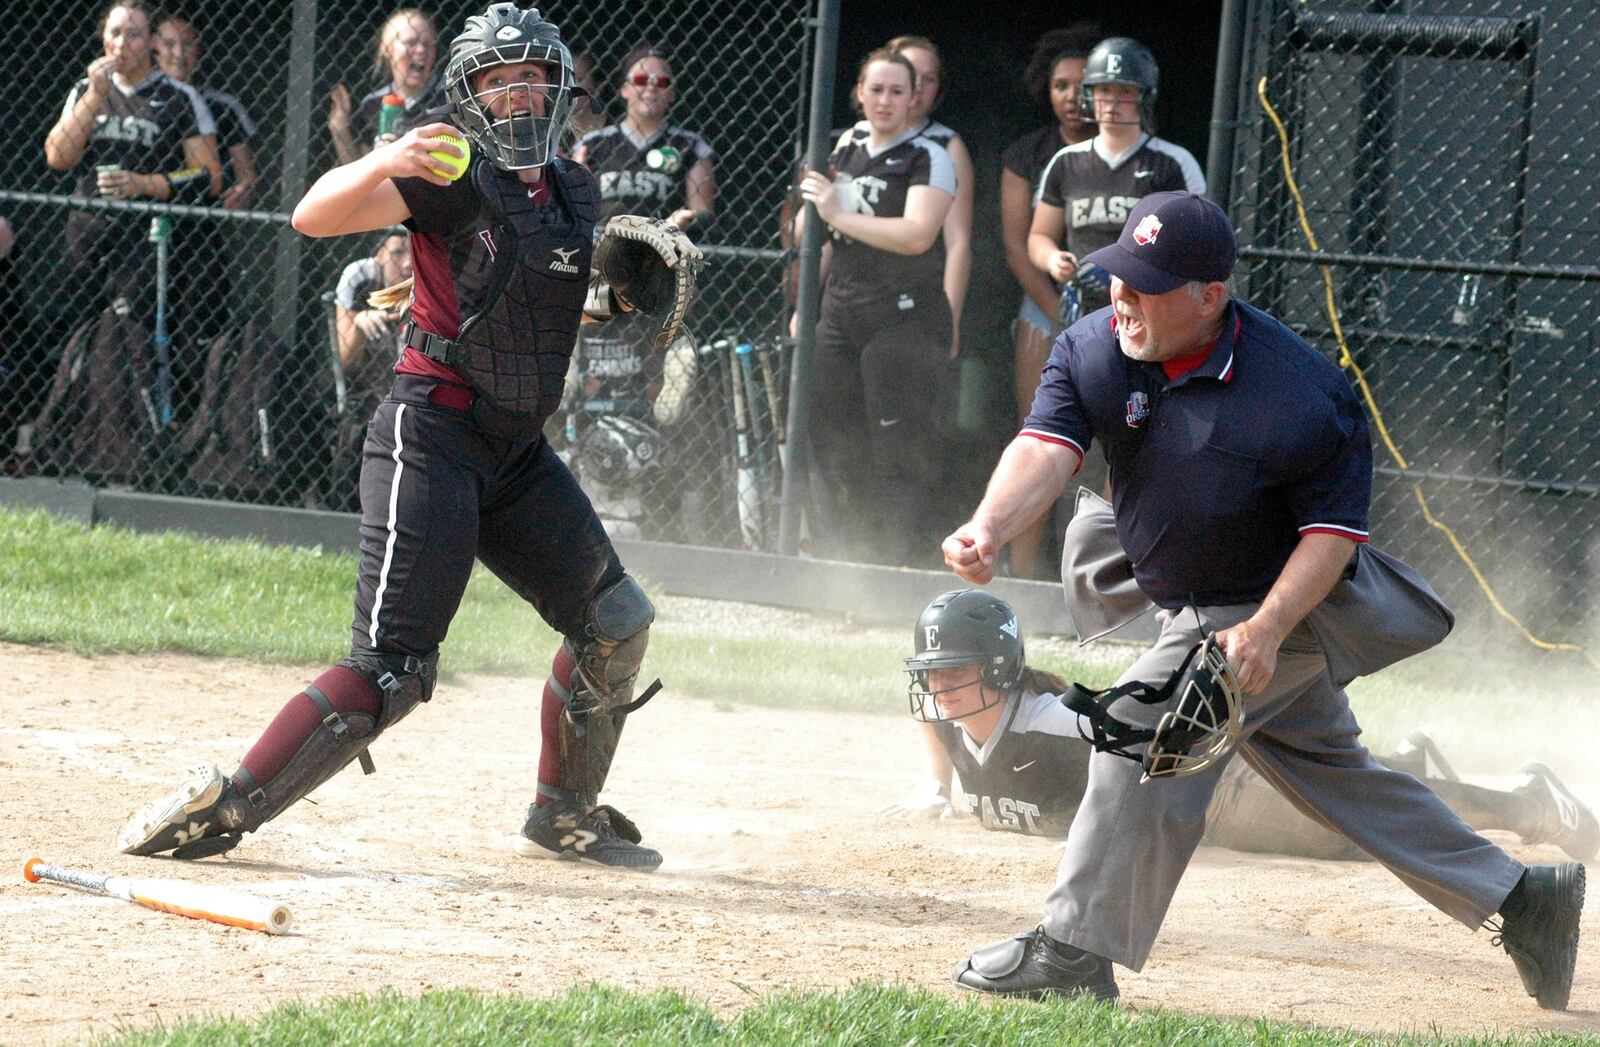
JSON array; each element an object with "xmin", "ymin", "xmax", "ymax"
[{"xmin": 1061, "ymin": 634, "xmax": 1242, "ymax": 781}]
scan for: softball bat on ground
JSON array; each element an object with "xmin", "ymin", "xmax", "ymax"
[{"xmin": 24, "ymin": 857, "xmax": 292, "ymax": 935}]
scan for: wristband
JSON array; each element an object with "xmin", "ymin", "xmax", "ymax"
[
  {"xmin": 583, "ymin": 280, "xmax": 623, "ymax": 321},
  {"xmin": 163, "ymin": 165, "xmax": 210, "ymax": 203}
]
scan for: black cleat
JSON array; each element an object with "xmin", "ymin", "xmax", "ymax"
[
  {"xmin": 1494, "ymin": 863, "xmax": 1585, "ymax": 1011},
  {"xmin": 953, "ymin": 926, "xmax": 1119, "ymax": 1002},
  {"xmin": 1514, "ymin": 763, "xmax": 1598, "ymax": 863},
  {"xmin": 514, "ymin": 800, "xmax": 663, "ymax": 872}
]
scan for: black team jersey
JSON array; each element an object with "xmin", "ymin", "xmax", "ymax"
[
  {"xmin": 577, "ymin": 122, "xmax": 714, "ymax": 222},
  {"xmin": 196, "ymin": 85, "xmax": 255, "ymax": 152},
  {"xmin": 1037, "ymin": 133, "xmax": 1205, "ymax": 261},
  {"xmin": 1003, "ymin": 124, "xmax": 1075, "ymax": 202},
  {"xmin": 931, "ymin": 690, "xmax": 1092, "ymax": 838},
  {"xmin": 58, "ymin": 70, "xmax": 214, "ymax": 199},
  {"xmin": 823, "ymin": 126, "xmax": 955, "ymax": 311}
]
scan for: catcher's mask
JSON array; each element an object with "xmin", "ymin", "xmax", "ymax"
[
  {"xmin": 1062, "ymin": 633, "xmax": 1242, "ymax": 782},
  {"xmin": 905, "ymin": 589, "xmax": 1024, "ymax": 722},
  {"xmin": 576, "ymin": 415, "xmax": 663, "ymax": 489},
  {"xmin": 1078, "ymin": 36, "xmax": 1159, "ymax": 128},
  {"xmin": 445, "ymin": 3, "xmax": 583, "ymax": 170}
]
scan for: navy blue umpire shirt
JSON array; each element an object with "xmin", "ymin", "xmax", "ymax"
[{"xmin": 1022, "ymin": 299, "xmax": 1372, "ymax": 609}]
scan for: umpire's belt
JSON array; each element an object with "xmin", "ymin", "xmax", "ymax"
[{"xmin": 401, "ymin": 320, "xmax": 462, "ymax": 367}]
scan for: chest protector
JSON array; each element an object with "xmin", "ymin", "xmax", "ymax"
[{"xmin": 455, "ymin": 158, "xmax": 597, "ymax": 437}]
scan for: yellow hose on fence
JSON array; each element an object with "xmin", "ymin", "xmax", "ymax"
[{"xmin": 1255, "ymin": 75, "xmax": 1599, "ymax": 674}]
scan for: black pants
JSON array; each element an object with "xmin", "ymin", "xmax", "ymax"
[
  {"xmin": 811, "ymin": 288, "xmax": 954, "ymax": 566},
  {"xmin": 352, "ymin": 374, "xmax": 623, "ymax": 660}
]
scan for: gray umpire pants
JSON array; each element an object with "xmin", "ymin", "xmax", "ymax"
[{"xmin": 1042, "ymin": 603, "xmax": 1527, "ymax": 971}]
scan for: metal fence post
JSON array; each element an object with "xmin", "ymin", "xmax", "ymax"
[
  {"xmin": 777, "ymin": 0, "xmax": 840, "ymax": 556},
  {"xmin": 1205, "ymin": 0, "xmax": 1249, "ymax": 212},
  {"xmin": 270, "ymin": 0, "xmax": 317, "ymax": 348}
]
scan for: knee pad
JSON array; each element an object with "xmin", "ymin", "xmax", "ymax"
[
  {"xmin": 225, "ymin": 650, "xmax": 439, "ymax": 830},
  {"xmin": 572, "ymin": 575, "xmax": 659, "ymax": 716}
]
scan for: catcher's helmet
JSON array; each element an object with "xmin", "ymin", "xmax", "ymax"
[
  {"xmin": 576, "ymin": 415, "xmax": 663, "ymax": 489},
  {"xmin": 1063, "ymin": 634, "xmax": 1242, "ymax": 781},
  {"xmin": 445, "ymin": 3, "xmax": 575, "ymax": 170},
  {"xmin": 905, "ymin": 589, "xmax": 1025, "ymax": 722},
  {"xmin": 1079, "ymin": 37, "xmax": 1158, "ymax": 128}
]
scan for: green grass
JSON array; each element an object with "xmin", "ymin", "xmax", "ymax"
[
  {"xmin": 91, "ymin": 983, "xmax": 1594, "ymax": 1047},
  {"xmin": 9, "ymin": 507, "xmax": 1594, "ymax": 1046},
  {"xmin": 0, "ymin": 507, "xmax": 1120, "ymax": 713}
]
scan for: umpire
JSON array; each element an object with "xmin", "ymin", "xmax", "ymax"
[{"xmin": 942, "ymin": 191, "xmax": 1584, "ymax": 1009}]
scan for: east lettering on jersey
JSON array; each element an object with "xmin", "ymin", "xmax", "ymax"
[
  {"xmin": 1038, "ymin": 133, "xmax": 1205, "ymax": 261},
  {"xmin": 578, "ymin": 123, "xmax": 713, "ymax": 223},
  {"xmin": 931, "ymin": 689, "xmax": 1091, "ymax": 838}
]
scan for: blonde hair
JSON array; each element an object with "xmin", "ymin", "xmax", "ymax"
[
  {"xmin": 367, "ymin": 278, "xmax": 412, "ymax": 312},
  {"xmin": 373, "ymin": 8, "xmax": 436, "ymax": 81}
]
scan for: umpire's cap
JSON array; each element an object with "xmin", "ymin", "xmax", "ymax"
[{"xmin": 1081, "ymin": 191, "xmax": 1236, "ymax": 295}]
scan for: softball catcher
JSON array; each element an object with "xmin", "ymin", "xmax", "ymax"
[{"xmin": 118, "ymin": 2, "xmax": 699, "ymax": 872}]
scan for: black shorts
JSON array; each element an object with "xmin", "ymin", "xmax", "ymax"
[{"xmin": 351, "ymin": 373, "xmax": 623, "ymax": 658}]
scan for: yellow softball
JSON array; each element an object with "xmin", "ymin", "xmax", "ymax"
[{"xmin": 428, "ymin": 133, "xmax": 471, "ymax": 182}]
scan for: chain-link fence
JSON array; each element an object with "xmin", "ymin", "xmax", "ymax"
[
  {"xmin": 1215, "ymin": 0, "xmax": 1600, "ymax": 647},
  {"xmin": 1, "ymin": 0, "xmax": 807, "ymax": 549}
]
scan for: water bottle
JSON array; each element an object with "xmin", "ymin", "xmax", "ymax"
[{"xmin": 378, "ymin": 93, "xmax": 405, "ymax": 138}]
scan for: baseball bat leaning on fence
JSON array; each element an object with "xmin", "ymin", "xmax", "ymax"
[
  {"xmin": 723, "ymin": 339, "xmax": 761, "ymax": 549},
  {"xmin": 23, "ymin": 857, "xmax": 292, "ymax": 934}
]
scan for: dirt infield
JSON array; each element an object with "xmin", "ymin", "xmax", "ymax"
[{"xmin": 2, "ymin": 640, "xmax": 1594, "ymax": 1044}]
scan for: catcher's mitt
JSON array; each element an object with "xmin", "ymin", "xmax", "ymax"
[{"xmin": 593, "ymin": 215, "xmax": 704, "ymax": 347}]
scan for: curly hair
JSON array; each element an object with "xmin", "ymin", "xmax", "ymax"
[{"xmin": 1023, "ymin": 23, "xmax": 1102, "ymax": 108}]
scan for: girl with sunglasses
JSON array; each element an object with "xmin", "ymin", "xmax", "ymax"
[{"xmin": 573, "ymin": 44, "xmax": 713, "ymax": 234}]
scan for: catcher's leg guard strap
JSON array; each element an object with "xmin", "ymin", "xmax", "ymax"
[{"xmin": 225, "ymin": 651, "xmax": 438, "ymax": 829}]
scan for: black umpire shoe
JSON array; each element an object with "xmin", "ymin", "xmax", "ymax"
[
  {"xmin": 953, "ymin": 926, "xmax": 1119, "ymax": 1002},
  {"xmin": 514, "ymin": 800, "xmax": 663, "ymax": 872},
  {"xmin": 1494, "ymin": 862, "xmax": 1585, "ymax": 1010}
]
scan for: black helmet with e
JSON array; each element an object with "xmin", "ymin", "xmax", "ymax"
[
  {"xmin": 1078, "ymin": 36, "xmax": 1159, "ymax": 128},
  {"xmin": 905, "ymin": 589, "xmax": 1025, "ymax": 722}
]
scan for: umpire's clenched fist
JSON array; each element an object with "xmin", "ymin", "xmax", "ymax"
[{"xmin": 943, "ymin": 521, "xmax": 999, "ymax": 585}]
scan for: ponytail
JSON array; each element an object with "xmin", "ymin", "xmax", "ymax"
[
  {"xmin": 1020, "ymin": 666, "xmax": 1068, "ymax": 696},
  {"xmin": 367, "ymin": 276, "xmax": 413, "ymax": 312}
]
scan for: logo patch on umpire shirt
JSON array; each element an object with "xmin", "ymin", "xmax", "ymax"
[
  {"xmin": 1132, "ymin": 214, "xmax": 1162, "ymax": 245},
  {"xmin": 1126, "ymin": 390, "xmax": 1150, "ymax": 428}
]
